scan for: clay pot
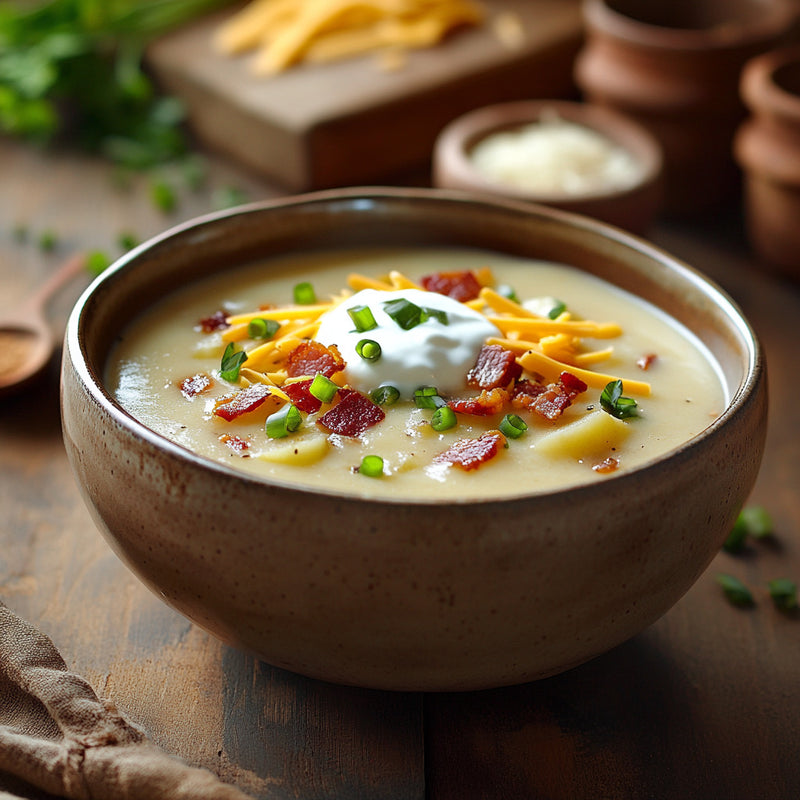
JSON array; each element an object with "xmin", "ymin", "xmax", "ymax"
[
  {"xmin": 735, "ymin": 45, "xmax": 800, "ymax": 278},
  {"xmin": 575, "ymin": 0, "xmax": 797, "ymax": 214}
]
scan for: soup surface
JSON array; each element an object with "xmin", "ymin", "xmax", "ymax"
[{"xmin": 107, "ymin": 247, "xmax": 727, "ymax": 500}]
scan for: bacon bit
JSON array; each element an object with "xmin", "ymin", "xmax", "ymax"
[
  {"xmin": 179, "ymin": 372, "xmax": 213, "ymax": 399},
  {"xmin": 219, "ymin": 434, "xmax": 250, "ymax": 454},
  {"xmin": 285, "ymin": 340, "xmax": 345, "ymax": 378},
  {"xmin": 530, "ymin": 371, "xmax": 588, "ymax": 421},
  {"xmin": 466, "ymin": 344, "xmax": 523, "ymax": 390},
  {"xmin": 510, "ymin": 378, "xmax": 547, "ymax": 410},
  {"xmin": 213, "ymin": 383, "xmax": 276, "ymax": 421},
  {"xmin": 593, "ymin": 456, "xmax": 619, "ymax": 474},
  {"xmin": 283, "ymin": 378, "xmax": 324, "ymax": 413},
  {"xmin": 449, "ymin": 388, "xmax": 510, "ymax": 416},
  {"xmin": 637, "ymin": 353, "xmax": 658, "ymax": 371},
  {"xmin": 434, "ymin": 431, "xmax": 507, "ymax": 471},
  {"xmin": 195, "ymin": 310, "xmax": 229, "ymax": 333},
  {"xmin": 318, "ymin": 390, "xmax": 385, "ymax": 436},
  {"xmin": 420, "ymin": 270, "xmax": 483, "ymax": 302}
]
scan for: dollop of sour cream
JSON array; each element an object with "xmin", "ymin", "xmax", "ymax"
[{"xmin": 315, "ymin": 288, "xmax": 500, "ymax": 397}]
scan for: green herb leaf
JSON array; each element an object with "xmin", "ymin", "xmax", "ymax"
[
  {"xmin": 359, "ymin": 454, "xmax": 384, "ymax": 478},
  {"xmin": 767, "ymin": 578, "xmax": 798, "ymax": 611},
  {"xmin": 383, "ymin": 298, "xmax": 423, "ymax": 330},
  {"xmin": 547, "ymin": 300, "xmax": 567, "ymax": 319},
  {"xmin": 149, "ymin": 178, "xmax": 176, "ymax": 213},
  {"xmin": 421, "ymin": 307, "xmax": 448, "ymax": 325},
  {"xmin": 248, "ymin": 318, "xmax": 280, "ymax": 340},
  {"xmin": 219, "ymin": 342, "xmax": 247, "ymax": 382},
  {"xmin": 723, "ymin": 514, "xmax": 749, "ymax": 553},
  {"xmin": 716, "ymin": 573, "xmax": 755, "ymax": 607},
  {"xmin": 600, "ymin": 380, "xmax": 639, "ymax": 420}
]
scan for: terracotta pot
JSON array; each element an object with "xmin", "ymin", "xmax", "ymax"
[
  {"xmin": 575, "ymin": 0, "xmax": 797, "ymax": 214},
  {"xmin": 735, "ymin": 45, "xmax": 800, "ymax": 278}
]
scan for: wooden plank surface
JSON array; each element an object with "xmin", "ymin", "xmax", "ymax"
[
  {"xmin": 1, "ymin": 135, "xmax": 799, "ymax": 799},
  {"xmin": 146, "ymin": 0, "xmax": 583, "ymax": 190}
]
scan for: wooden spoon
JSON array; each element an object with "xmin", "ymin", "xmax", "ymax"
[{"xmin": 0, "ymin": 252, "xmax": 88, "ymax": 397}]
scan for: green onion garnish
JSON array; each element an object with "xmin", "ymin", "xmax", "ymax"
[
  {"xmin": 414, "ymin": 386, "xmax": 446, "ymax": 409},
  {"xmin": 723, "ymin": 514, "xmax": 749, "ymax": 553},
  {"xmin": 716, "ymin": 573, "xmax": 755, "ymax": 607},
  {"xmin": 548, "ymin": 300, "xmax": 567, "ymax": 319},
  {"xmin": 600, "ymin": 380, "xmax": 639, "ymax": 420},
  {"xmin": 421, "ymin": 307, "xmax": 449, "ymax": 325},
  {"xmin": 383, "ymin": 298, "xmax": 424, "ymax": 330},
  {"xmin": 767, "ymin": 578, "xmax": 798, "ymax": 611},
  {"xmin": 309, "ymin": 373, "xmax": 338, "ymax": 403},
  {"xmin": 266, "ymin": 403, "xmax": 302, "ymax": 439},
  {"xmin": 356, "ymin": 339, "xmax": 382, "ymax": 362},
  {"xmin": 359, "ymin": 455, "xmax": 384, "ymax": 477},
  {"xmin": 499, "ymin": 413, "xmax": 528, "ymax": 439},
  {"xmin": 370, "ymin": 385, "xmax": 400, "ymax": 406},
  {"xmin": 220, "ymin": 343, "xmax": 247, "ymax": 382},
  {"xmin": 738, "ymin": 506, "xmax": 773, "ymax": 539},
  {"xmin": 431, "ymin": 406, "xmax": 457, "ymax": 432},
  {"xmin": 497, "ymin": 284, "xmax": 519, "ymax": 302},
  {"xmin": 347, "ymin": 304, "xmax": 378, "ymax": 332},
  {"xmin": 293, "ymin": 281, "xmax": 317, "ymax": 305},
  {"xmin": 248, "ymin": 318, "xmax": 281, "ymax": 340}
]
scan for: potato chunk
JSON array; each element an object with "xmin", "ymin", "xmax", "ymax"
[{"xmin": 535, "ymin": 410, "xmax": 631, "ymax": 461}]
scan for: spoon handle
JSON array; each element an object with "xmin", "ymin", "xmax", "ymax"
[{"xmin": 24, "ymin": 252, "xmax": 88, "ymax": 314}]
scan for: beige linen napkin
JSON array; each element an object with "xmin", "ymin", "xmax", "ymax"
[{"xmin": 0, "ymin": 603, "xmax": 254, "ymax": 800}]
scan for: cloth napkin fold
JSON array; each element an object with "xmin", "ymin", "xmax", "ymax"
[{"xmin": 0, "ymin": 603, "xmax": 254, "ymax": 800}]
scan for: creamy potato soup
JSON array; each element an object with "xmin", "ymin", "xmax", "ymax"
[{"xmin": 108, "ymin": 248, "xmax": 727, "ymax": 500}]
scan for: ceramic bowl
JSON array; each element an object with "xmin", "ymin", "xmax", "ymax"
[
  {"xmin": 432, "ymin": 100, "xmax": 664, "ymax": 233},
  {"xmin": 61, "ymin": 187, "xmax": 766, "ymax": 691}
]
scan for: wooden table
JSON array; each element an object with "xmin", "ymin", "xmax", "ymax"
[{"xmin": 1, "ymin": 136, "xmax": 798, "ymax": 800}]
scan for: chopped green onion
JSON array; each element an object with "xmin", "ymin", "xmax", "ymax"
[
  {"xmin": 414, "ymin": 386, "xmax": 446, "ymax": 409},
  {"xmin": 220, "ymin": 343, "xmax": 247, "ymax": 382},
  {"xmin": 248, "ymin": 318, "xmax": 281, "ymax": 340},
  {"xmin": 293, "ymin": 281, "xmax": 317, "ymax": 305},
  {"xmin": 117, "ymin": 231, "xmax": 138, "ymax": 251},
  {"xmin": 266, "ymin": 403, "xmax": 302, "ymax": 439},
  {"xmin": 421, "ymin": 307, "xmax": 449, "ymax": 325},
  {"xmin": 738, "ymin": 506, "xmax": 774, "ymax": 539},
  {"xmin": 548, "ymin": 300, "xmax": 567, "ymax": 319},
  {"xmin": 370, "ymin": 385, "xmax": 400, "ymax": 406},
  {"xmin": 716, "ymin": 573, "xmax": 755, "ymax": 607},
  {"xmin": 85, "ymin": 250, "xmax": 111, "ymax": 277},
  {"xmin": 355, "ymin": 339, "xmax": 382, "ymax": 362},
  {"xmin": 383, "ymin": 298, "xmax": 424, "ymax": 330},
  {"xmin": 431, "ymin": 406, "xmax": 457, "ymax": 431},
  {"xmin": 600, "ymin": 380, "xmax": 639, "ymax": 420},
  {"xmin": 767, "ymin": 578, "xmax": 798, "ymax": 611},
  {"xmin": 38, "ymin": 229, "xmax": 57, "ymax": 252},
  {"xmin": 347, "ymin": 304, "xmax": 378, "ymax": 332},
  {"xmin": 359, "ymin": 455, "xmax": 384, "ymax": 478},
  {"xmin": 499, "ymin": 413, "xmax": 528, "ymax": 439},
  {"xmin": 723, "ymin": 514, "xmax": 749, "ymax": 553},
  {"xmin": 497, "ymin": 284, "xmax": 518, "ymax": 302},
  {"xmin": 309, "ymin": 373, "xmax": 338, "ymax": 403},
  {"xmin": 150, "ymin": 178, "xmax": 176, "ymax": 213}
]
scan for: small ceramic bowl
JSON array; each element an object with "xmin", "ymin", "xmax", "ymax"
[
  {"xmin": 61, "ymin": 188, "xmax": 766, "ymax": 691},
  {"xmin": 432, "ymin": 100, "xmax": 664, "ymax": 233}
]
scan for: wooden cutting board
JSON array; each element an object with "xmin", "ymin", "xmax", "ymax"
[{"xmin": 147, "ymin": 1, "xmax": 584, "ymax": 191}]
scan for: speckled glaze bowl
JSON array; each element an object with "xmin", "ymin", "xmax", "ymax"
[
  {"xmin": 61, "ymin": 188, "xmax": 767, "ymax": 691},
  {"xmin": 433, "ymin": 100, "xmax": 664, "ymax": 234}
]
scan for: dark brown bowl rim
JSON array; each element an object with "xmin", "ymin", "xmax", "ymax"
[{"xmin": 63, "ymin": 187, "xmax": 764, "ymax": 508}]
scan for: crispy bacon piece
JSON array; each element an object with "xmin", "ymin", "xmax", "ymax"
[
  {"xmin": 637, "ymin": 353, "xmax": 658, "ymax": 371},
  {"xmin": 219, "ymin": 434, "xmax": 250, "ymax": 454},
  {"xmin": 213, "ymin": 383, "xmax": 275, "ymax": 421},
  {"xmin": 593, "ymin": 456, "xmax": 619, "ymax": 474},
  {"xmin": 448, "ymin": 388, "xmax": 510, "ymax": 416},
  {"xmin": 420, "ymin": 270, "xmax": 483, "ymax": 302},
  {"xmin": 510, "ymin": 378, "xmax": 547, "ymax": 410},
  {"xmin": 283, "ymin": 378, "xmax": 324, "ymax": 413},
  {"xmin": 318, "ymin": 389, "xmax": 385, "ymax": 436},
  {"xmin": 285, "ymin": 340, "xmax": 345, "ymax": 378},
  {"xmin": 466, "ymin": 344, "xmax": 522, "ymax": 390},
  {"xmin": 433, "ymin": 431, "xmax": 507, "ymax": 471},
  {"xmin": 529, "ymin": 371, "xmax": 588, "ymax": 421},
  {"xmin": 195, "ymin": 310, "xmax": 229, "ymax": 333},
  {"xmin": 179, "ymin": 372, "xmax": 213, "ymax": 399}
]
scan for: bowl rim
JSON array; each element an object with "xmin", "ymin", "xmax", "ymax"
[
  {"xmin": 432, "ymin": 99, "xmax": 664, "ymax": 206},
  {"xmin": 63, "ymin": 186, "xmax": 764, "ymax": 508}
]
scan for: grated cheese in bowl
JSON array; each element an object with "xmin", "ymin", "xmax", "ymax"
[{"xmin": 468, "ymin": 110, "xmax": 643, "ymax": 196}]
